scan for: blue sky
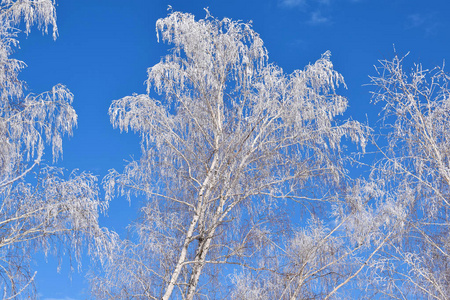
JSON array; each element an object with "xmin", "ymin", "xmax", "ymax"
[{"xmin": 13, "ymin": 0, "xmax": 450, "ymax": 298}]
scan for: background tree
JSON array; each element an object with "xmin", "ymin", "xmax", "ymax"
[
  {"xmin": 348, "ymin": 55, "xmax": 450, "ymax": 299},
  {"xmin": 91, "ymin": 10, "xmax": 367, "ymax": 300},
  {"xmin": 0, "ymin": 1, "xmax": 109, "ymax": 298}
]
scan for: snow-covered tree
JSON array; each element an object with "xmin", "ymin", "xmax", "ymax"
[
  {"xmin": 0, "ymin": 1, "xmax": 109, "ymax": 298},
  {"xmin": 357, "ymin": 55, "xmax": 450, "ymax": 299},
  {"xmin": 91, "ymin": 10, "xmax": 367, "ymax": 299}
]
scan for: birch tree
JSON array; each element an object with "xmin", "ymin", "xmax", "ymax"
[
  {"xmin": 357, "ymin": 55, "xmax": 450, "ymax": 299},
  {"xmin": 0, "ymin": 1, "xmax": 109, "ymax": 298},
  {"xmin": 92, "ymin": 10, "xmax": 367, "ymax": 299}
]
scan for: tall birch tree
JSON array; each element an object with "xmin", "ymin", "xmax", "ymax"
[{"xmin": 93, "ymin": 10, "xmax": 367, "ymax": 300}]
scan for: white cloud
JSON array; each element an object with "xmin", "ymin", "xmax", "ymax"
[
  {"xmin": 279, "ymin": 0, "xmax": 362, "ymax": 8},
  {"xmin": 280, "ymin": 0, "xmax": 363, "ymax": 25},
  {"xmin": 279, "ymin": 0, "xmax": 334, "ymax": 25},
  {"xmin": 407, "ymin": 14, "xmax": 426, "ymax": 28},
  {"xmin": 279, "ymin": 0, "xmax": 333, "ymax": 7},
  {"xmin": 308, "ymin": 11, "xmax": 330, "ymax": 25},
  {"xmin": 406, "ymin": 13, "xmax": 439, "ymax": 35},
  {"xmin": 279, "ymin": 0, "xmax": 307, "ymax": 8}
]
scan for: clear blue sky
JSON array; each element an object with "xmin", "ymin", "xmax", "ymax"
[{"xmin": 14, "ymin": 0, "xmax": 450, "ymax": 299}]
